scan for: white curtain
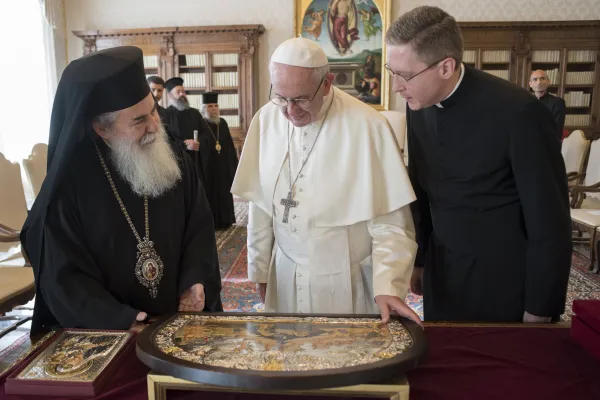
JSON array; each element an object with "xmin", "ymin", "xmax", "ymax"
[
  {"xmin": 0, "ymin": 0, "xmax": 56, "ymax": 164},
  {"xmin": 39, "ymin": 0, "xmax": 59, "ymax": 28},
  {"xmin": 41, "ymin": 0, "xmax": 59, "ymax": 109}
]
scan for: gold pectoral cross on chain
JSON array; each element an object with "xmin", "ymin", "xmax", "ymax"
[{"xmin": 280, "ymin": 191, "xmax": 299, "ymax": 223}]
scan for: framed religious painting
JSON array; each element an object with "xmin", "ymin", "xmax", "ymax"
[
  {"xmin": 136, "ymin": 312, "xmax": 427, "ymax": 391},
  {"xmin": 295, "ymin": 0, "xmax": 392, "ymax": 110},
  {"xmin": 5, "ymin": 329, "xmax": 135, "ymax": 397}
]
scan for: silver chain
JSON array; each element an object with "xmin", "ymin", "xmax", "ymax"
[
  {"xmin": 286, "ymin": 89, "xmax": 335, "ymax": 194},
  {"xmin": 95, "ymin": 144, "xmax": 149, "ymax": 244}
]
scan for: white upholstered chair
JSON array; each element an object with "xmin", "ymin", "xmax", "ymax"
[
  {"xmin": 571, "ymin": 139, "xmax": 600, "ymax": 210},
  {"xmin": 22, "ymin": 143, "xmax": 48, "ymax": 199},
  {"xmin": 570, "ymin": 208, "xmax": 600, "ymax": 272},
  {"xmin": 380, "ymin": 111, "xmax": 408, "ymax": 165},
  {"xmin": 0, "ymin": 152, "xmax": 34, "ymax": 314},
  {"xmin": 570, "ymin": 138, "xmax": 600, "ymax": 272},
  {"xmin": 593, "ymin": 226, "xmax": 600, "ymax": 274},
  {"xmin": 0, "ymin": 152, "xmax": 28, "ymax": 267},
  {"xmin": 562, "ymin": 130, "xmax": 589, "ymax": 187},
  {"xmin": 0, "ymin": 267, "xmax": 35, "ymax": 314}
]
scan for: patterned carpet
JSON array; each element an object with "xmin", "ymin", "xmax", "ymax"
[
  {"xmin": 216, "ymin": 199, "xmax": 263, "ymax": 313},
  {"xmin": 218, "ymin": 199, "xmax": 600, "ymax": 321}
]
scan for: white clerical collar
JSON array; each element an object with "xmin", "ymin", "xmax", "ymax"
[{"xmin": 435, "ymin": 63, "xmax": 465, "ymax": 108}]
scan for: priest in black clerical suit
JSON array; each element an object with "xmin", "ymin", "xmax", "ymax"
[
  {"xmin": 198, "ymin": 92, "xmax": 238, "ymax": 230},
  {"xmin": 387, "ymin": 7, "xmax": 571, "ymax": 323},
  {"xmin": 20, "ymin": 47, "xmax": 223, "ymax": 335}
]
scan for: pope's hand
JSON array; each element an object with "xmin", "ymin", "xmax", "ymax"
[
  {"xmin": 257, "ymin": 283, "xmax": 267, "ymax": 303},
  {"xmin": 179, "ymin": 283, "xmax": 205, "ymax": 312},
  {"xmin": 375, "ymin": 295, "xmax": 423, "ymax": 327}
]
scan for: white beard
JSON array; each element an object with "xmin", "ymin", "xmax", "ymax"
[
  {"xmin": 108, "ymin": 123, "xmax": 182, "ymax": 198},
  {"xmin": 201, "ymin": 108, "xmax": 220, "ymax": 124}
]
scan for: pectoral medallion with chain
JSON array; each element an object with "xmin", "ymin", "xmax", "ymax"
[
  {"xmin": 95, "ymin": 145, "xmax": 164, "ymax": 298},
  {"xmin": 203, "ymin": 118, "xmax": 221, "ymax": 154}
]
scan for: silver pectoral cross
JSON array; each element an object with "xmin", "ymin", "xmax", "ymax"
[{"xmin": 280, "ymin": 191, "xmax": 299, "ymax": 223}]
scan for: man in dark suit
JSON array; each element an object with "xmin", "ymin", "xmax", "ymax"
[
  {"xmin": 530, "ymin": 69, "xmax": 566, "ymax": 140},
  {"xmin": 147, "ymin": 76, "xmax": 180, "ymax": 142}
]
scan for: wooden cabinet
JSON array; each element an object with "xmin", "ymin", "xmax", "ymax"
[
  {"xmin": 73, "ymin": 25, "xmax": 265, "ymax": 151},
  {"xmin": 460, "ymin": 21, "xmax": 600, "ymax": 138}
]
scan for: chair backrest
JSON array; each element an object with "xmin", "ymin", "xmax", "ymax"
[
  {"xmin": 22, "ymin": 143, "xmax": 48, "ymax": 198},
  {"xmin": 584, "ymin": 139, "xmax": 600, "ymax": 200},
  {"xmin": 0, "ymin": 152, "xmax": 28, "ymax": 231},
  {"xmin": 380, "ymin": 111, "xmax": 406, "ymax": 152},
  {"xmin": 561, "ymin": 130, "xmax": 589, "ymax": 175}
]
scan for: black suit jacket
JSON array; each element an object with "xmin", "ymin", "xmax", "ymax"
[{"xmin": 538, "ymin": 92, "xmax": 566, "ymax": 140}]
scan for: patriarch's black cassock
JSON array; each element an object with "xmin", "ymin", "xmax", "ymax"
[{"xmin": 21, "ymin": 46, "xmax": 222, "ymax": 336}]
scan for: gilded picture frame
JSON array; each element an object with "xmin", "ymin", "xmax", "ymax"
[
  {"xmin": 16, "ymin": 330, "xmax": 131, "ymax": 382},
  {"xmin": 294, "ymin": 0, "xmax": 392, "ymax": 110},
  {"xmin": 136, "ymin": 313, "xmax": 427, "ymax": 391}
]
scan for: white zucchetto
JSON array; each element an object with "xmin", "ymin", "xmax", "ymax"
[{"xmin": 270, "ymin": 37, "xmax": 328, "ymax": 68}]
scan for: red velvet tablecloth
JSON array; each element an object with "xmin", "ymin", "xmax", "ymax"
[
  {"xmin": 2, "ymin": 324, "xmax": 600, "ymax": 400},
  {"xmin": 408, "ymin": 325, "xmax": 600, "ymax": 400}
]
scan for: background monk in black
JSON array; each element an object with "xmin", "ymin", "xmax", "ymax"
[
  {"xmin": 20, "ymin": 47, "xmax": 222, "ymax": 335},
  {"xmin": 164, "ymin": 77, "xmax": 204, "ymax": 181},
  {"xmin": 386, "ymin": 7, "xmax": 571, "ymax": 323},
  {"xmin": 199, "ymin": 92, "xmax": 238, "ymax": 230}
]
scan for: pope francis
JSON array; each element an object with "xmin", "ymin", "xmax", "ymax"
[{"xmin": 231, "ymin": 38, "xmax": 421, "ymax": 325}]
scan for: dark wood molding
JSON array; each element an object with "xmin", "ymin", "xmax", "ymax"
[
  {"xmin": 460, "ymin": 20, "xmax": 600, "ymax": 139},
  {"xmin": 73, "ymin": 25, "xmax": 265, "ymax": 39},
  {"xmin": 459, "ymin": 21, "xmax": 600, "ymax": 29},
  {"xmin": 73, "ymin": 25, "xmax": 265, "ymax": 151}
]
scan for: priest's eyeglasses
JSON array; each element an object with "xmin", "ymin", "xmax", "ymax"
[
  {"xmin": 384, "ymin": 58, "xmax": 447, "ymax": 85},
  {"xmin": 269, "ymin": 76, "xmax": 325, "ymax": 109}
]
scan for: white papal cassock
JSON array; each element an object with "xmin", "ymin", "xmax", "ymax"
[{"xmin": 231, "ymin": 87, "xmax": 418, "ymax": 314}]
